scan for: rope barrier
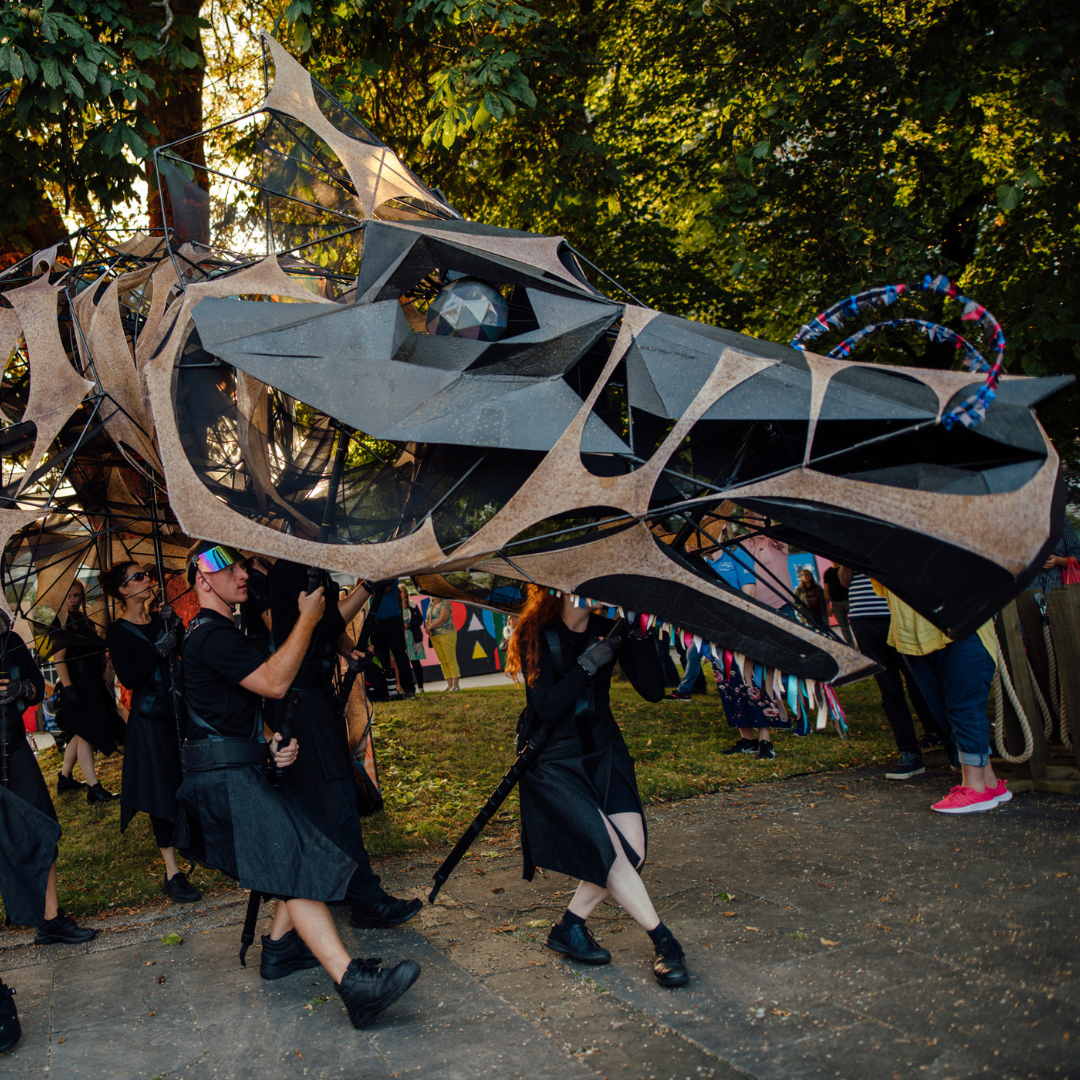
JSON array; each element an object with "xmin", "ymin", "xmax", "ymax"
[
  {"xmin": 1043, "ymin": 622, "xmax": 1073, "ymax": 751},
  {"xmin": 992, "ymin": 641, "xmax": 1034, "ymax": 764}
]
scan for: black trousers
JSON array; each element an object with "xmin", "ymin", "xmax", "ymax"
[
  {"xmin": 372, "ymin": 616, "xmax": 414, "ymax": 694},
  {"xmin": 851, "ymin": 618, "xmax": 950, "ymax": 754}
]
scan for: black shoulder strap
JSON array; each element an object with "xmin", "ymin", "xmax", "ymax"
[{"xmin": 544, "ymin": 626, "xmax": 565, "ymax": 681}]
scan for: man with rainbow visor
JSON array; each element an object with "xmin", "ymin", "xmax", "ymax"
[{"xmin": 176, "ymin": 540, "xmax": 420, "ymax": 1030}]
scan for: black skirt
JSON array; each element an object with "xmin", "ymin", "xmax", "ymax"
[
  {"xmin": 62, "ymin": 672, "xmax": 119, "ymax": 756},
  {"xmin": 0, "ymin": 736, "xmax": 62, "ymax": 926},
  {"xmin": 120, "ymin": 692, "xmax": 183, "ymax": 834},
  {"xmin": 268, "ymin": 686, "xmax": 352, "ymax": 784},
  {"xmin": 517, "ymin": 716, "xmax": 647, "ymax": 886},
  {"xmin": 175, "ymin": 763, "xmax": 357, "ymax": 902}
]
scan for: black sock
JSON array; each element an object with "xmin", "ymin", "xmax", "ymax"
[
  {"xmin": 646, "ymin": 921, "xmax": 672, "ymax": 944},
  {"xmin": 558, "ymin": 909, "xmax": 586, "ymax": 929}
]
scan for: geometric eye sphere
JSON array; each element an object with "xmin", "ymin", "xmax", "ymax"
[{"xmin": 426, "ymin": 277, "xmax": 510, "ymax": 342}]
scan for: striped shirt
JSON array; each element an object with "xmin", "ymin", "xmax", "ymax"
[{"xmin": 847, "ymin": 572, "xmax": 890, "ymax": 619}]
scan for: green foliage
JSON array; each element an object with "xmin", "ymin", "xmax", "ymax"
[
  {"xmin": 0, "ymin": 0, "xmax": 162, "ymax": 260},
  {"xmin": 262, "ymin": 0, "xmax": 1079, "ymax": 456}
]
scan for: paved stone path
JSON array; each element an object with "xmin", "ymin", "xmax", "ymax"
[{"xmin": 2, "ymin": 757, "xmax": 1078, "ymax": 1079}]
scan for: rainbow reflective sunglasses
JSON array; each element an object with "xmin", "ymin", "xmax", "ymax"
[{"xmin": 188, "ymin": 544, "xmax": 245, "ymax": 583}]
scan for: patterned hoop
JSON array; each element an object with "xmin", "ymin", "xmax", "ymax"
[{"xmin": 791, "ymin": 275, "xmax": 1006, "ymax": 429}]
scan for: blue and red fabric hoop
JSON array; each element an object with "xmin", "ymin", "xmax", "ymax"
[{"xmin": 791, "ymin": 275, "xmax": 1006, "ymax": 429}]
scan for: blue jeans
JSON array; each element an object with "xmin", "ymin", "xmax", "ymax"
[
  {"xmin": 905, "ymin": 634, "xmax": 995, "ymax": 767},
  {"xmin": 677, "ymin": 644, "xmax": 702, "ymax": 694}
]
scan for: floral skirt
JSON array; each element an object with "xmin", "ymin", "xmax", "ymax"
[{"xmin": 714, "ymin": 662, "xmax": 790, "ymax": 730}]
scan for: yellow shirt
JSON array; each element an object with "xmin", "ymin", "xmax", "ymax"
[{"xmin": 871, "ymin": 581, "xmax": 998, "ymax": 666}]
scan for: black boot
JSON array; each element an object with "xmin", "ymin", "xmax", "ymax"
[
  {"xmin": 350, "ymin": 895, "xmax": 422, "ymax": 929},
  {"xmin": 35, "ymin": 913, "xmax": 96, "ymax": 946},
  {"xmin": 259, "ymin": 928, "xmax": 320, "ymax": 981},
  {"xmin": 652, "ymin": 930, "xmax": 690, "ymax": 988},
  {"xmin": 162, "ymin": 872, "xmax": 202, "ymax": 904},
  {"xmin": 335, "ymin": 957, "xmax": 421, "ymax": 1029},
  {"xmin": 0, "ymin": 981, "xmax": 20, "ymax": 1054},
  {"xmin": 545, "ymin": 920, "xmax": 611, "ymax": 965},
  {"xmin": 56, "ymin": 770, "xmax": 86, "ymax": 794},
  {"xmin": 86, "ymin": 783, "xmax": 119, "ymax": 803}
]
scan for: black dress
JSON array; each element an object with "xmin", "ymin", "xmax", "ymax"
[
  {"xmin": 51, "ymin": 615, "xmax": 118, "ymax": 755},
  {"xmin": 106, "ymin": 616, "xmax": 183, "ymax": 839},
  {"xmin": 517, "ymin": 616, "xmax": 664, "ymax": 886},
  {"xmin": 0, "ymin": 633, "xmax": 61, "ymax": 926},
  {"xmin": 266, "ymin": 562, "xmax": 384, "ymax": 908},
  {"xmin": 176, "ymin": 609, "xmax": 356, "ymax": 902}
]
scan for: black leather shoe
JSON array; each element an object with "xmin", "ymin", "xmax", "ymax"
[
  {"xmin": 349, "ymin": 895, "xmax": 422, "ymax": 929},
  {"xmin": 162, "ymin": 872, "xmax": 202, "ymax": 904},
  {"xmin": 35, "ymin": 914, "xmax": 96, "ymax": 946},
  {"xmin": 545, "ymin": 921, "xmax": 611, "ymax": 965},
  {"xmin": 259, "ymin": 928, "xmax": 320, "ymax": 981},
  {"xmin": 86, "ymin": 783, "xmax": 119, "ymax": 803},
  {"xmin": 653, "ymin": 933, "xmax": 689, "ymax": 987},
  {"xmin": 335, "ymin": 957, "xmax": 421, "ymax": 1029},
  {"xmin": 0, "ymin": 981, "xmax": 20, "ymax": 1054},
  {"xmin": 56, "ymin": 770, "xmax": 86, "ymax": 794}
]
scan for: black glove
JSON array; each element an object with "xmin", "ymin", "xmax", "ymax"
[
  {"xmin": 577, "ymin": 634, "xmax": 623, "ymax": 677},
  {"xmin": 346, "ymin": 650, "xmax": 375, "ymax": 674},
  {"xmin": 0, "ymin": 679, "xmax": 30, "ymax": 705},
  {"xmin": 60, "ymin": 684, "xmax": 80, "ymax": 706},
  {"xmin": 154, "ymin": 629, "xmax": 179, "ymax": 658}
]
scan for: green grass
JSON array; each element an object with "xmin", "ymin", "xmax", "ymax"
[{"xmin": 4, "ymin": 675, "xmax": 900, "ymax": 922}]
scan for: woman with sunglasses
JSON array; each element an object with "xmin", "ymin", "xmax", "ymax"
[
  {"xmin": 101, "ymin": 562, "xmax": 201, "ymax": 903},
  {"xmin": 52, "ymin": 580, "xmax": 120, "ymax": 802}
]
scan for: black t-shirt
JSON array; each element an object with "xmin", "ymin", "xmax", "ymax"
[
  {"xmin": 181, "ymin": 610, "xmax": 268, "ymax": 740},
  {"xmin": 267, "ymin": 560, "xmax": 345, "ymax": 656},
  {"xmin": 822, "ymin": 566, "xmax": 847, "ymax": 602}
]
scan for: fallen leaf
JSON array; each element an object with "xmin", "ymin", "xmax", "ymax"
[
  {"xmin": 147, "ymin": 1012, "xmax": 156, "ymax": 1017},
  {"xmin": 142, "ymin": 960, "xmax": 156, "ymax": 967},
  {"xmin": 820, "ymin": 938, "xmax": 839, "ymax": 946},
  {"xmin": 160, "ymin": 933, "xmax": 183, "ymax": 946},
  {"xmin": 1056, "ymin": 872, "xmax": 1069, "ymax": 878},
  {"xmin": 770, "ymin": 1007, "xmax": 791, "ymax": 1017},
  {"xmin": 157, "ymin": 975, "xmax": 166, "ymax": 985},
  {"xmin": 744, "ymin": 926, "xmax": 760, "ymax": 932},
  {"xmin": 722, "ymin": 912, "xmax": 737, "ymax": 918},
  {"xmin": 524, "ymin": 919, "xmax": 548, "ymax": 929},
  {"xmin": 491, "ymin": 887, "xmax": 505, "ymax": 894}
]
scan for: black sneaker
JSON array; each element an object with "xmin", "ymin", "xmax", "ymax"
[
  {"xmin": 259, "ymin": 928, "xmax": 320, "ymax": 981},
  {"xmin": 722, "ymin": 738, "xmax": 758, "ymax": 755},
  {"xmin": 56, "ymin": 770, "xmax": 86, "ymax": 795},
  {"xmin": 349, "ymin": 895, "xmax": 422, "ymax": 930},
  {"xmin": 665, "ymin": 690, "xmax": 692, "ymax": 702},
  {"xmin": 652, "ymin": 933, "xmax": 689, "ymax": 988},
  {"xmin": 86, "ymin": 783, "xmax": 119, "ymax": 804},
  {"xmin": 335, "ymin": 957, "xmax": 421, "ymax": 1029},
  {"xmin": 756, "ymin": 740, "xmax": 775, "ymax": 760},
  {"xmin": 545, "ymin": 921, "xmax": 611, "ymax": 965},
  {"xmin": 35, "ymin": 913, "xmax": 96, "ymax": 946},
  {"xmin": 0, "ymin": 981, "xmax": 19, "ymax": 1054},
  {"xmin": 885, "ymin": 751, "xmax": 925, "ymax": 780},
  {"xmin": 162, "ymin": 872, "xmax": 202, "ymax": 904}
]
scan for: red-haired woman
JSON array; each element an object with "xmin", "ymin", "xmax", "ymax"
[{"xmin": 505, "ymin": 586, "xmax": 689, "ymax": 988}]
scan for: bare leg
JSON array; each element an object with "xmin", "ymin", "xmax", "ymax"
[
  {"xmin": 76, "ymin": 739, "xmax": 99, "ymax": 786},
  {"xmin": 44, "ymin": 863, "xmax": 59, "ymax": 921},
  {"xmin": 161, "ymin": 847, "xmax": 180, "ymax": 878},
  {"xmin": 961, "ymin": 762, "xmax": 999, "ymax": 793},
  {"xmin": 757, "ymin": 727, "xmax": 771, "ymax": 742},
  {"xmin": 567, "ymin": 811, "xmax": 647, "ymax": 919},
  {"xmin": 283, "ymin": 899, "xmax": 352, "ymax": 983},
  {"xmin": 61, "ymin": 736, "xmax": 79, "ymax": 778},
  {"xmin": 269, "ymin": 899, "xmax": 293, "ymax": 940},
  {"xmin": 738, "ymin": 727, "xmax": 756, "ymax": 740}
]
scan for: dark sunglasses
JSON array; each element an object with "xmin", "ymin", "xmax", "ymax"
[{"xmin": 123, "ymin": 571, "xmax": 151, "ymax": 585}]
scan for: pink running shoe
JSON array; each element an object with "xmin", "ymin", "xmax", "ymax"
[
  {"xmin": 931, "ymin": 785, "xmax": 998, "ymax": 814},
  {"xmin": 986, "ymin": 779, "xmax": 1012, "ymax": 805}
]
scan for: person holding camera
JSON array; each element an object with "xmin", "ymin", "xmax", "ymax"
[
  {"xmin": 0, "ymin": 614, "xmax": 97, "ymax": 947},
  {"xmin": 266, "ymin": 563, "xmax": 422, "ymax": 939},
  {"xmin": 505, "ymin": 586, "xmax": 689, "ymax": 988},
  {"xmin": 100, "ymin": 562, "xmax": 200, "ymax": 904},
  {"xmin": 178, "ymin": 542, "xmax": 420, "ymax": 1029}
]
